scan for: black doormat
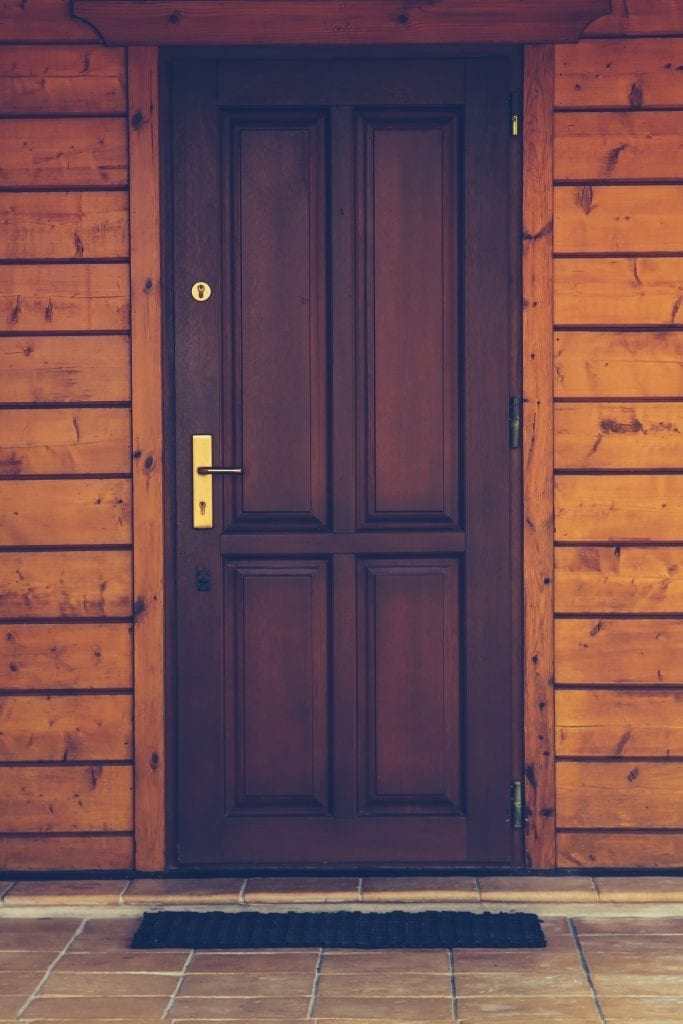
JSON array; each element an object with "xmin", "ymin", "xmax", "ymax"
[{"xmin": 131, "ymin": 909, "xmax": 545, "ymax": 949}]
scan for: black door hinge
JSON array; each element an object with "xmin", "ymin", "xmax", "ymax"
[{"xmin": 509, "ymin": 396, "xmax": 522, "ymax": 449}]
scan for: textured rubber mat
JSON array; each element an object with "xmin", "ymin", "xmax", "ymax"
[{"xmin": 131, "ymin": 909, "xmax": 546, "ymax": 949}]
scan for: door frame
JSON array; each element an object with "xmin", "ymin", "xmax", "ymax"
[{"xmin": 157, "ymin": 44, "xmax": 525, "ymax": 871}]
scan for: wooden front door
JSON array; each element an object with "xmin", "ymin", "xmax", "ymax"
[{"xmin": 171, "ymin": 54, "xmax": 519, "ymax": 867}]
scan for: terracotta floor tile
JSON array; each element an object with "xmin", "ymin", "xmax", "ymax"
[
  {"xmin": 0, "ymin": 995, "xmax": 40, "ymax": 1017},
  {"xmin": 455, "ymin": 972, "xmax": 590, "ymax": 997},
  {"xmin": 0, "ymin": 919, "xmax": 80, "ymax": 951},
  {"xmin": 479, "ymin": 877, "xmax": 596, "ymax": 902},
  {"xmin": 361, "ymin": 877, "xmax": 478, "ymax": 902},
  {"xmin": 68, "ymin": 918, "xmax": 141, "ymax": 952},
  {"xmin": 40, "ymin": 971, "xmax": 179, "ymax": 996},
  {"xmin": 316, "ymin": 974, "xmax": 452, "ymax": 998},
  {"xmin": 178, "ymin": 973, "xmax": 314, "ymax": 997},
  {"xmin": 27, "ymin": 1020, "xmax": 166, "ymax": 1024},
  {"xmin": 124, "ymin": 878, "xmax": 244, "ymax": 905},
  {"xmin": 171, "ymin": 1020, "xmax": 309, "ymax": 1024},
  {"xmin": 592, "ymin": 972, "xmax": 683, "ymax": 996},
  {"xmin": 454, "ymin": 995, "xmax": 597, "ymax": 1018},
  {"xmin": 573, "ymin": 916, "xmax": 683, "ymax": 935},
  {"xmin": 599, "ymin": 997, "xmax": 683, "ymax": 1021},
  {"xmin": 456, "ymin": 1019, "xmax": 599, "ymax": 1024},
  {"xmin": 0, "ymin": 971, "xmax": 44, "ymax": 995},
  {"xmin": 20, "ymin": 996, "xmax": 169, "ymax": 1019},
  {"xmin": 4, "ymin": 881, "xmax": 127, "ymax": 906},
  {"xmin": 53, "ymin": 950, "xmax": 188, "ymax": 972},
  {"xmin": 322, "ymin": 950, "xmax": 450, "ymax": 973},
  {"xmin": 454, "ymin": 947, "xmax": 581, "ymax": 973},
  {"xmin": 583, "ymin": 951, "xmax": 683, "ymax": 974},
  {"xmin": 0, "ymin": 950, "xmax": 55, "ymax": 971},
  {"xmin": 595, "ymin": 876, "xmax": 683, "ymax": 902},
  {"xmin": 190, "ymin": 952, "xmax": 319, "ymax": 973},
  {"xmin": 170, "ymin": 997, "xmax": 311, "ymax": 1019},
  {"xmin": 580, "ymin": 934, "xmax": 683, "ymax": 955},
  {"xmin": 313, "ymin": 997, "xmax": 454, "ymax": 1020},
  {"xmin": 243, "ymin": 877, "xmax": 360, "ymax": 903}
]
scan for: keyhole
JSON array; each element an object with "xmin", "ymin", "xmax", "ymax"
[
  {"xmin": 199, "ymin": 500, "xmax": 206, "ymax": 516},
  {"xmin": 197, "ymin": 284, "xmax": 205, "ymax": 298}
]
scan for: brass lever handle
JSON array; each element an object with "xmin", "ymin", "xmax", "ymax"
[
  {"xmin": 193, "ymin": 434, "xmax": 242, "ymax": 529},
  {"xmin": 197, "ymin": 466, "xmax": 243, "ymax": 475}
]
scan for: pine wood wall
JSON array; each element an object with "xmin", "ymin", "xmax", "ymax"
[
  {"xmin": 553, "ymin": 1, "xmax": 683, "ymax": 867},
  {"xmin": 0, "ymin": 1, "xmax": 134, "ymax": 870}
]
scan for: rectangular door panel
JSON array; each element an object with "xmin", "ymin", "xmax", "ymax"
[
  {"xmin": 224, "ymin": 560, "xmax": 330, "ymax": 815},
  {"xmin": 224, "ymin": 113, "xmax": 328, "ymax": 529},
  {"xmin": 358, "ymin": 111, "xmax": 460, "ymax": 529},
  {"xmin": 358, "ymin": 558, "xmax": 462, "ymax": 815}
]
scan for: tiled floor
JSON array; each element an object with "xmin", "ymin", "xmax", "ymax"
[{"xmin": 0, "ymin": 879, "xmax": 682, "ymax": 1020}]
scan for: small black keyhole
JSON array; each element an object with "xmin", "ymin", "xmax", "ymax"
[
  {"xmin": 197, "ymin": 284, "xmax": 205, "ymax": 298},
  {"xmin": 196, "ymin": 568, "xmax": 212, "ymax": 592}
]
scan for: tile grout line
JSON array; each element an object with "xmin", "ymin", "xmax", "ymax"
[
  {"xmin": 448, "ymin": 947, "xmax": 458, "ymax": 1022},
  {"xmin": 14, "ymin": 914, "xmax": 89, "ymax": 1021},
  {"xmin": 238, "ymin": 878, "xmax": 248, "ymax": 905},
  {"xmin": 474, "ymin": 877, "xmax": 482, "ymax": 901},
  {"xmin": 357, "ymin": 878, "xmax": 364, "ymax": 902},
  {"xmin": 306, "ymin": 947, "xmax": 324, "ymax": 1020},
  {"xmin": 568, "ymin": 917, "xmax": 606, "ymax": 1024},
  {"xmin": 1, "ymin": 881, "xmax": 16, "ymax": 903},
  {"xmin": 161, "ymin": 947, "xmax": 194, "ymax": 1020},
  {"xmin": 119, "ymin": 878, "xmax": 132, "ymax": 905},
  {"xmin": 590, "ymin": 877, "xmax": 600, "ymax": 902}
]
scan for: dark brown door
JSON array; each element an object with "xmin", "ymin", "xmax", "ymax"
[{"xmin": 171, "ymin": 55, "xmax": 519, "ymax": 866}]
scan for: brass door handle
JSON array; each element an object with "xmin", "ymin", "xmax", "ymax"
[{"xmin": 193, "ymin": 434, "xmax": 242, "ymax": 528}]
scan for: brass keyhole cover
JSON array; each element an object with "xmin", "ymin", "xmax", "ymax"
[{"xmin": 191, "ymin": 281, "xmax": 212, "ymax": 302}]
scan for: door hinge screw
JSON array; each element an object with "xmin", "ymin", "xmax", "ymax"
[{"xmin": 511, "ymin": 780, "xmax": 524, "ymax": 829}]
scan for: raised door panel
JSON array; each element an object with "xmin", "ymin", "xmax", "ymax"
[
  {"xmin": 358, "ymin": 559, "xmax": 462, "ymax": 815},
  {"xmin": 358, "ymin": 111, "xmax": 460, "ymax": 529},
  {"xmin": 224, "ymin": 113, "xmax": 327, "ymax": 530},
  {"xmin": 224, "ymin": 561, "xmax": 329, "ymax": 816}
]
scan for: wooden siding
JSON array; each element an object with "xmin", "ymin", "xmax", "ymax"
[
  {"xmin": 0, "ymin": 35, "xmax": 133, "ymax": 870},
  {"xmin": 553, "ymin": 30, "xmax": 683, "ymax": 867}
]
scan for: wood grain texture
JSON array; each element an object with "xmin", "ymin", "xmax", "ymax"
[
  {"xmin": 555, "ymin": 618, "xmax": 683, "ymax": 684},
  {"xmin": 558, "ymin": 831, "xmax": 683, "ymax": 868},
  {"xmin": 0, "ymin": 336, "xmax": 131, "ymax": 404},
  {"xmin": 0, "ymin": 623, "xmax": 132, "ymax": 690},
  {"xmin": 555, "ymin": 186, "xmax": 683, "ymax": 255},
  {"xmin": 556, "ymin": 688, "xmax": 683, "ymax": 757},
  {"xmin": 556, "ymin": 546, "xmax": 683, "ymax": 614},
  {"xmin": 0, "ymin": 764, "xmax": 133, "ymax": 832},
  {"xmin": 73, "ymin": 0, "xmax": 610, "ymax": 46},
  {"xmin": 557, "ymin": 761, "xmax": 683, "ymax": 828},
  {"xmin": 0, "ymin": 479, "xmax": 131, "ymax": 546},
  {"xmin": 0, "ymin": 551, "xmax": 132, "ymax": 620},
  {"xmin": 0, "ymin": 264, "xmax": 130, "ymax": 333},
  {"xmin": 128, "ymin": 47, "xmax": 165, "ymax": 872},
  {"xmin": 555, "ymin": 112, "xmax": 683, "ymax": 181},
  {"xmin": 0, "ymin": 0, "xmax": 97, "ymax": 41},
  {"xmin": 584, "ymin": 0, "xmax": 683, "ymax": 38},
  {"xmin": 556, "ymin": 38, "xmax": 683, "ymax": 110},
  {"xmin": 556, "ymin": 475, "xmax": 683, "ymax": 542},
  {"xmin": 555, "ymin": 402, "xmax": 683, "ymax": 469},
  {"xmin": 0, "ymin": 834, "xmax": 132, "ymax": 870},
  {"xmin": 0, "ymin": 407, "xmax": 130, "ymax": 476},
  {"xmin": 554, "ymin": 330, "xmax": 683, "ymax": 399},
  {"xmin": 0, "ymin": 46, "xmax": 126, "ymax": 114},
  {"xmin": 522, "ymin": 44, "xmax": 555, "ymax": 869},
  {"xmin": 0, "ymin": 192, "xmax": 129, "ymax": 260},
  {"xmin": 0, "ymin": 694, "xmax": 132, "ymax": 761},
  {"xmin": 0, "ymin": 118, "xmax": 127, "ymax": 187},
  {"xmin": 554, "ymin": 258, "xmax": 683, "ymax": 327}
]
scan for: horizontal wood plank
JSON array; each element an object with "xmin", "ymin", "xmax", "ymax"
[
  {"xmin": 0, "ymin": 764, "xmax": 132, "ymax": 831},
  {"xmin": 0, "ymin": 0, "xmax": 98, "ymax": 42},
  {"xmin": 0, "ymin": 264, "xmax": 130, "ymax": 333},
  {"xmin": 0, "ymin": 833, "xmax": 133, "ymax": 870},
  {"xmin": 556, "ymin": 474, "xmax": 683, "ymax": 542},
  {"xmin": 0, "ymin": 408, "xmax": 131, "ymax": 476},
  {"xmin": 556, "ymin": 545, "xmax": 683, "ymax": 613},
  {"xmin": 584, "ymin": 0, "xmax": 683, "ymax": 37},
  {"xmin": 0, "ymin": 622, "xmax": 132, "ymax": 690},
  {"xmin": 557, "ymin": 761, "xmax": 683, "ymax": 828},
  {"xmin": 555, "ymin": 618, "xmax": 683, "ymax": 684},
  {"xmin": 0, "ymin": 192, "xmax": 129, "ymax": 260},
  {"xmin": 0, "ymin": 694, "xmax": 132, "ymax": 762},
  {"xmin": 555, "ymin": 112, "xmax": 683, "ymax": 181},
  {"xmin": 558, "ymin": 831, "xmax": 683, "ymax": 868},
  {"xmin": 0, "ymin": 336, "xmax": 131, "ymax": 404},
  {"xmin": 554, "ymin": 258, "xmax": 683, "ymax": 326},
  {"xmin": 0, "ymin": 479, "xmax": 131, "ymax": 546},
  {"xmin": 0, "ymin": 118, "xmax": 127, "ymax": 187},
  {"xmin": 555, "ymin": 402, "xmax": 683, "ymax": 469},
  {"xmin": 556, "ymin": 688, "xmax": 683, "ymax": 757},
  {"xmin": 0, "ymin": 46, "xmax": 126, "ymax": 114},
  {"xmin": 556, "ymin": 38, "xmax": 683, "ymax": 109},
  {"xmin": 554, "ymin": 330, "xmax": 683, "ymax": 398},
  {"xmin": 555, "ymin": 186, "xmax": 683, "ymax": 255},
  {"xmin": 0, "ymin": 550, "xmax": 132, "ymax": 619}
]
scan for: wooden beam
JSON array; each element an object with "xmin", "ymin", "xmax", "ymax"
[
  {"xmin": 74, "ymin": 0, "xmax": 610, "ymax": 46},
  {"xmin": 128, "ymin": 47, "xmax": 166, "ymax": 872},
  {"xmin": 522, "ymin": 44, "xmax": 556, "ymax": 869}
]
